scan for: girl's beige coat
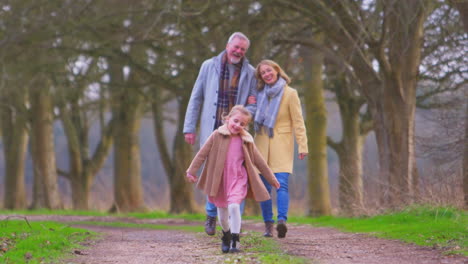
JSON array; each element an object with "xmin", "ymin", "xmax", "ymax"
[
  {"xmin": 187, "ymin": 124, "xmax": 277, "ymax": 202},
  {"xmin": 254, "ymin": 86, "xmax": 308, "ymax": 173}
]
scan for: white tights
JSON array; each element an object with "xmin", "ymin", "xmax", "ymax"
[{"xmin": 217, "ymin": 203, "xmax": 241, "ymax": 234}]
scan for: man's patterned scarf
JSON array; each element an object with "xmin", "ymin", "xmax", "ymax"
[{"xmin": 214, "ymin": 51, "xmax": 242, "ymax": 129}]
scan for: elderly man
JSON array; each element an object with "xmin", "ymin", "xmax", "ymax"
[{"xmin": 183, "ymin": 32, "xmax": 257, "ymax": 236}]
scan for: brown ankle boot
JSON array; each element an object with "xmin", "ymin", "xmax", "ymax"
[
  {"xmin": 263, "ymin": 222, "xmax": 274, "ymax": 237},
  {"xmin": 204, "ymin": 215, "xmax": 216, "ymax": 236},
  {"xmin": 276, "ymin": 220, "xmax": 287, "ymax": 238}
]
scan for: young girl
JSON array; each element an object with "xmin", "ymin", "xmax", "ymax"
[{"xmin": 186, "ymin": 105, "xmax": 280, "ymax": 253}]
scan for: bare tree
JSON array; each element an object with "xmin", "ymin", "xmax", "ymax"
[
  {"xmin": 301, "ymin": 32, "xmax": 332, "ymax": 216},
  {"xmin": 451, "ymin": 0, "xmax": 468, "ymax": 208},
  {"xmin": 29, "ymin": 83, "xmax": 62, "ymax": 209},
  {"xmin": 271, "ymin": 0, "xmax": 439, "ymax": 207},
  {"xmin": 0, "ymin": 86, "xmax": 28, "ymax": 209},
  {"xmin": 326, "ymin": 72, "xmax": 373, "ymax": 215}
]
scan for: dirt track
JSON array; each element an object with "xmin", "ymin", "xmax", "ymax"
[{"xmin": 3, "ymin": 215, "xmax": 466, "ymax": 264}]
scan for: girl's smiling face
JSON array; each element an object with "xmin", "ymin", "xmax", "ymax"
[{"xmin": 226, "ymin": 112, "xmax": 249, "ymax": 135}]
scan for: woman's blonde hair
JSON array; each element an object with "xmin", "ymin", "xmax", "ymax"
[
  {"xmin": 222, "ymin": 105, "xmax": 252, "ymax": 125},
  {"xmin": 255, "ymin": 59, "xmax": 291, "ymax": 90}
]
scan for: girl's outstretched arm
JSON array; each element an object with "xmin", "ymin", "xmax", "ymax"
[{"xmin": 186, "ymin": 130, "xmax": 216, "ymax": 176}]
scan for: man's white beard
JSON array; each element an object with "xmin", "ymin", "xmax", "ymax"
[{"xmin": 230, "ymin": 56, "xmax": 241, "ymax": 64}]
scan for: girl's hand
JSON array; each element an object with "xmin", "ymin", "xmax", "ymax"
[
  {"xmin": 298, "ymin": 153, "xmax": 307, "ymax": 160},
  {"xmin": 273, "ymin": 180, "xmax": 280, "ymax": 189},
  {"xmin": 186, "ymin": 173, "xmax": 197, "ymax": 183},
  {"xmin": 247, "ymin": 95, "xmax": 256, "ymax": 104}
]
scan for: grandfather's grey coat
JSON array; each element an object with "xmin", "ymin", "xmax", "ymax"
[
  {"xmin": 183, "ymin": 51, "xmax": 257, "ymax": 147},
  {"xmin": 187, "ymin": 125, "xmax": 278, "ymax": 202}
]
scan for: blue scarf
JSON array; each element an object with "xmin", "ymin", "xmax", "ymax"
[{"xmin": 254, "ymin": 77, "xmax": 286, "ymax": 137}]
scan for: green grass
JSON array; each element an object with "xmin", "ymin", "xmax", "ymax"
[
  {"xmin": 0, "ymin": 219, "xmax": 94, "ymax": 264},
  {"xmin": 0, "ymin": 209, "xmax": 110, "ymax": 217},
  {"xmin": 0, "ymin": 208, "xmax": 208, "ymax": 221},
  {"xmin": 289, "ymin": 206, "xmax": 467, "ymax": 256},
  {"xmin": 127, "ymin": 211, "xmax": 206, "ymax": 221}
]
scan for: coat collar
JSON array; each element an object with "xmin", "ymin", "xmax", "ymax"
[{"xmin": 218, "ymin": 124, "xmax": 254, "ymax": 143}]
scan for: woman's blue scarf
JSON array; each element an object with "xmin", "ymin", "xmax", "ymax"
[{"xmin": 254, "ymin": 77, "xmax": 286, "ymax": 137}]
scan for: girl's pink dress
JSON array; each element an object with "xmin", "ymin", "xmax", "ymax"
[{"xmin": 209, "ymin": 135, "xmax": 248, "ymax": 208}]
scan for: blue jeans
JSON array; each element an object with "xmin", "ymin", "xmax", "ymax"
[
  {"xmin": 206, "ymin": 198, "xmax": 245, "ymax": 217},
  {"xmin": 260, "ymin": 173, "xmax": 290, "ymax": 223}
]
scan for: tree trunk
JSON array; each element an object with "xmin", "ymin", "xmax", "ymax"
[
  {"xmin": 70, "ymin": 171, "xmax": 91, "ymax": 210},
  {"xmin": 373, "ymin": 78, "xmax": 417, "ymax": 206},
  {"xmin": 463, "ymin": 103, "xmax": 468, "ymax": 208},
  {"xmin": 170, "ymin": 120, "xmax": 195, "ymax": 213},
  {"xmin": 303, "ymin": 32, "xmax": 332, "ymax": 216},
  {"xmin": 0, "ymin": 89, "xmax": 28, "ymax": 209},
  {"xmin": 453, "ymin": 0, "xmax": 468, "ymax": 210},
  {"xmin": 58, "ymin": 100, "xmax": 115, "ymax": 210},
  {"xmin": 371, "ymin": 1, "xmax": 427, "ymax": 207},
  {"xmin": 335, "ymin": 100, "xmax": 364, "ymax": 215},
  {"xmin": 30, "ymin": 85, "xmax": 62, "ymax": 209},
  {"xmin": 112, "ymin": 97, "xmax": 145, "ymax": 213}
]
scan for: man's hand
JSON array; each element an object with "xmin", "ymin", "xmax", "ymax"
[
  {"xmin": 298, "ymin": 153, "xmax": 307, "ymax": 160},
  {"xmin": 247, "ymin": 95, "xmax": 256, "ymax": 104},
  {"xmin": 184, "ymin": 133, "xmax": 196, "ymax": 145},
  {"xmin": 186, "ymin": 173, "xmax": 198, "ymax": 183}
]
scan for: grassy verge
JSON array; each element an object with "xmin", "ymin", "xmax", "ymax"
[
  {"xmin": 0, "ymin": 209, "xmax": 110, "ymax": 217},
  {"xmin": 289, "ymin": 206, "xmax": 467, "ymax": 256},
  {"xmin": 0, "ymin": 209, "xmax": 207, "ymax": 221},
  {"xmin": 0, "ymin": 219, "xmax": 94, "ymax": 264},
  {"xmin": 71, "ymin": 220, "xmax": 204, "ymax": 233}
]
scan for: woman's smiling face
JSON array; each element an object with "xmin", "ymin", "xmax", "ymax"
[{"xmin": 259, "ymin": 64, "xmax": 278, "ymax": 85}]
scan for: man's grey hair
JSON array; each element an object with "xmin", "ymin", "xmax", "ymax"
[{"xmin": 227, "ymin": 32, "xmax": 250, "ymax": 48}]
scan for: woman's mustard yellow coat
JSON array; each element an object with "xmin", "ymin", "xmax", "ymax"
[{"xmin": 254, "ymin": 85, "xmax": 308, "ymax": 173}]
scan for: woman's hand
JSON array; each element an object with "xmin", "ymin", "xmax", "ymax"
[
  {"xmin": 298, "ymin": 153, "xmax": 307, "ymax": 160},
  {"xmin": 186, "ymin": 173, "xmax": 197, "ymax": 183},
  {"xmin": 184, "ymin": 133, "xmax": 196, "ymax": 145}
]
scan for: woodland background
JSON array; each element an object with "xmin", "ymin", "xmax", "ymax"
[{"xmin": 0, "ymin": 0, "xmax": 467, "ymax": 216}]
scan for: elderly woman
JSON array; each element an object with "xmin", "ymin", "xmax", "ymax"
[{"xmin": 254, "ymin": 60, "xmax": 308, "ymax": 238}]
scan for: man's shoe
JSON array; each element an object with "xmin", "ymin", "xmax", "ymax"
[
  {"xmin": 276, "ymin": 220, "xmax": 287, "ymax": 238},
  {"xmin": 204, "ymin": 215, "xmax": 216, "ymax": 236},
  {"xmin": 263, "ymin": 222, "xmax": 274, "ymax": 237},
  {"xmin": 221, "ymin": 230, "xmax": 231, "ymax": 253}
]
